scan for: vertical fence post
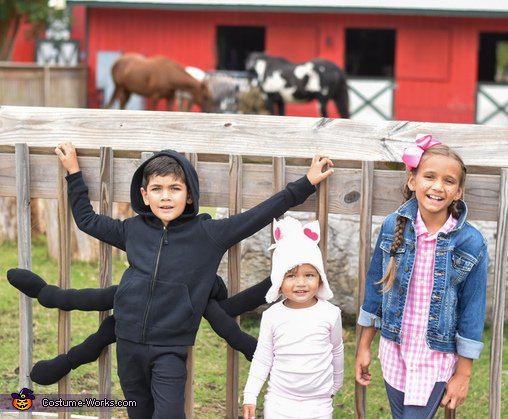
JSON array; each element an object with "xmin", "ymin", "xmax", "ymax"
[
  {"xmin": 184, "ymin": 152, "xmax": 199, "ymax": 419},
  {"xmin": 16, "ymin": 143, "xmax": 33, "ymax": 419},
  {"xmin": 99, "ymin": 147, "xmax": 113, "ymax": 419},
  {"xmin": 488, "ymin": 168, "xmax": 508, "ymax": 419},
  {"xmin": 57, "ymin": 153, "xmax": 72, "ymax": 419},
  {"xmin": 271, "ymin": 157, "xmax": 286, "ymax": 248},
  {"xmin": 315, "ymin": 161, "xmax": 330, "ymax": 268},
  {"xmin": 226, "ymin": 155, "xmax": 242, "ymax": 418},
  {"xmin": 43, "ymin": 66, "xmax": 50, "ymax": 107},
  {"xmin": 355, "ymin": 161, "xmax": 374, "ymax": 419}
]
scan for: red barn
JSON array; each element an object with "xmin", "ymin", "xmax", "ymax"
[{"xmin": 49, "ymin": 1, "xmax": 508, "ymax": 124}]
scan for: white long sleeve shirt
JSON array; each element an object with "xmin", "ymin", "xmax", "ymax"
[{"xmin": 243, "ymin": 298, "xmax": 344, "ymax": 407}]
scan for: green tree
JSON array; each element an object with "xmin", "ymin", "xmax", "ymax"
[{"xmin": 0, "ymin": 0, "xmax": 63, "ymax": 61}]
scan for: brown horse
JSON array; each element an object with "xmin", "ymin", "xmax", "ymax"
[{"xmin": 106, "ymin": 54, "xmax": 212, "ymax": 112}]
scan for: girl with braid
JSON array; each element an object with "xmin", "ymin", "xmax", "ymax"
[{"xmin": 355, "ymin": 135, "xmax": 488, "ymax": 419}]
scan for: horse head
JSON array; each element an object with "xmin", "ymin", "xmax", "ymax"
[
  {"xmin": 193, "ymin": 80, "xmax": 213, "ymax": 112},
  {"xmin": 245, "ymin": 52, "xmax": 268, "ymax": 73}
]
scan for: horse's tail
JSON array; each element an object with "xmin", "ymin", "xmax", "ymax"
[
  {"xmin": 334, "ymin": 75, "xmax": 350, "ymax": 119},
  {"xmin": 104, "ymin": 86, "xmax": 119, "ymax": 109}
]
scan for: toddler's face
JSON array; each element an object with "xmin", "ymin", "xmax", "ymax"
[
  {"xmin": 140, "ymin": 174, "xmax": 192, "ymax": 225},
  {"xmin": 280, "ymin": 264, "xmax": 321, "ymax": 309}
]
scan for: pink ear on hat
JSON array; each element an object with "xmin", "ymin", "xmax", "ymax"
[
  {"xmin": 304, "ymin": 228, "xmax": 318, "ymax": 241},
  {"xmin": 274, "ymin": 226, "xmax": 281, "ymax": 242},
  {"xmin": 267, "ymin": 218, "xmax": 283, "ymax": 251},
  {"xmin": 303, "ymin": 220, "xmax": 320, "ymax": 243}
]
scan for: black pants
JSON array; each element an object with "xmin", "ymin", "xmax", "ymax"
[{"xmin": 117, "ymin": 338, "xmax": 188, "ymax": 419}]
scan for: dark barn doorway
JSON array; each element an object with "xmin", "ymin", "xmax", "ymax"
[
  {"xmin": 345, "ymin": 28, "xmax": 396, "ymax": 77},
  {"xmin": 478, "ymin": 32, "xmax": 508, "ymax": 82},
  {"xmin": 217, "ymin": 26, "xmax": 265, "ymax": 70}
]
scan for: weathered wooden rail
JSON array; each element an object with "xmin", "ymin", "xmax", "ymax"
[
  {"xmin": 0, "ymin": 106, "xmax": 507, "ymax": 418},
  {"xmin": 0, "ymin": 63, "xmax": 87, "ymax": 109}
]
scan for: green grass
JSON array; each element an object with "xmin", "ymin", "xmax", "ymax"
[{"xmin": 1, "ymin": 236, "xmax": 507, "ymax": 418}]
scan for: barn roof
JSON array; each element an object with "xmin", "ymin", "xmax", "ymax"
[{"xmin": 67, "ymin": 0, "xmax": 508, "ymax": 17}]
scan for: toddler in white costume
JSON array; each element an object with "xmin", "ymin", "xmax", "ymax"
[{"xmin": 243, "ymin": 216, "xmax": 344, "ymax": 419}]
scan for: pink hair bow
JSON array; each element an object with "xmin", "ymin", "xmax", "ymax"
[{"xmin": 402, "ymin": 134, "xmax": 442, "ymax": 171}]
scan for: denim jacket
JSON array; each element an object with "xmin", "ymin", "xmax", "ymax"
[{"xmin": 358, "ymin": 198, "xmax": 488, "ymax": 359}]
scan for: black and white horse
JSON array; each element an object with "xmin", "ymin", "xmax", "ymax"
[{"xmin": 246, "ymin": 52, "xmax": 350, "ymax": 118}]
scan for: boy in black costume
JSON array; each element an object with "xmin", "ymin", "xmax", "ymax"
[{"xmin": 9, "ymin": 142, "xmax": 333, "ymax": 419}]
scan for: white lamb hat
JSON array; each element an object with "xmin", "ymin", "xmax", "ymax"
[{"xmin": 265, "ymin": 216, "xmax": 333, "ymax": 303}]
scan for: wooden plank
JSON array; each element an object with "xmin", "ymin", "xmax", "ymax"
[
  {"xmin": 15, "ymin": 144, "xmax": 33, "ymax": 419},
  {"xmin": 43, "ymin": 66, "xmax": 50, "ymax": 108},
  {"xmin": 0, "ymin": 66, "xmax": 86, "ymax": 108},
  {"xmin": 0, "ymin": 153, "xmax": 502, "ymax": 222},
  {"xmin": 57, "ymin": 158, "xmax": 71, "ymax": 419},
  {"xmin": 184, "ymin": 152, "xmax": 198, "ymax": 419},
  {"xmin": 355, "ymin": 161, "xmax": 374, "ymax": 419},
  {"xmin": 445, "ymin": 408, "xmax": 455, "ymax": 419},
  {"xmin": 271, "ymin": 156, "xmax": 286, "ymax": 250},
  {"xmin": 0, "ymin": 106, "xmax": 507, "ymax": 167},
  {"xmin": 226, "ymin": 155, "xmax": 242, "ymax": 419},
  {"xmin": 316, "ymin": 166, "xmax": 329, "ymax": 268},
  {"xmin": 488, "ymin": 168, "xmax": 508, "ymax": 419},
  {"xmin": 99, "ymin": 147, "xmax": 113, "ymax": 419}
]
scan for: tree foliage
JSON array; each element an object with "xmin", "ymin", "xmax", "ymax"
[{"xmin": 0, "ymin": 0, "xmax": 62, "ymax": 60}]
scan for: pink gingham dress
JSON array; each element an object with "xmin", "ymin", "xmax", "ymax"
[{"xmin": 379, "ymin": 211, "xmax": 458, "ymax": 406}]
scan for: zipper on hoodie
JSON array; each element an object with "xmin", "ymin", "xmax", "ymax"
[{"xmin": 141, "ymin": 225, "xmax": 167, "ymax": 343}]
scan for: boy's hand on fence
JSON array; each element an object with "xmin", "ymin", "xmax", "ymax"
[
  {"xmin": 306, "ymin": 155, "xmax": 334, "ymax": 185},
  {"xmin": 355, "ymin": 347, "xmax": 373, "ymax": 386},
  {"xmin": 55, "ymin": 142, "xmax": 80, "ymax": 174},
  {"xmin": 243, "ymin": 404, "xmax": 256, "ymax": 419}
]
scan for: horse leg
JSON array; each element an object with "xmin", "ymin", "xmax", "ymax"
[
  {"xmin": 118, "ymin": 89, "xmax": 131, "ymax": 110},
  {"xmin": 104, "ymin": 85, "xmax": 119, "ymax": 109},
  {"xmin": 318, "ymin": 98, "xmax": 329, "ymax": 118},
  {"xmin": 263, "ymin": 93, "xmax": 277, "ymax": 115},
  {"xmin": 265, "ymin": 100, "xmax": 275, "ymax": 115},
  {"xmin": 166, "ymin": 91, "xmax": 176, "ymax": 111},
  {"xmin": 277, "ymin": 99, "xmax": 285, "ymax": 116},
  {"xmin": 333, "ymin": 80, "xmax": 350, "ymax": 118},
  {"xmin": 149, "ymin": 94, "xmax": 161, "ymax": 111}
]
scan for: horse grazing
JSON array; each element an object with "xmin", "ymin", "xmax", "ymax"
[
  {"xmin": 246, "ymin": 52, "xmax": 350, "ymax": 118},
  {"xmin": 106, "ymin": 54, "xmax": 212, "ymax": 112},
  {"xmin": 176, "ymin": 66, "xmax": 206, "ymax": 112}
]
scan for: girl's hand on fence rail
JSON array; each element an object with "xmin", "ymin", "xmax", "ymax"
[
  {"xmin": 243, "ymin": 404, "xmax": 256, "ymax": 419},
  {"xmin": 306, "ymin": 155, "xmax": 334, "ymax": 185},
  {"xmin": 55, "ymin": 142, "xmax": 81, "ymax": 174},
  {"xmin": 440, "ymin": 356, "xmax": 472, "ymax": 410}
]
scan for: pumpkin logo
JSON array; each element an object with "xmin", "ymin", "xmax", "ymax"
[{"xmin": 11, "ymin": 388, "xmax": 35, "ymax": 410}]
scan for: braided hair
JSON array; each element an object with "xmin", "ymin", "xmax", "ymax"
[{"xmin": 377, "ymin": 144, "xmax": 466, "ymax": 293}]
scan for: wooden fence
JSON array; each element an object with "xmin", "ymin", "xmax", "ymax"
[
  {"xmin": 0, "ymin": 64, "xmax": 87, "ymax": 108},
  {"xmin": 0, "ymin": 105, "xmax": 507, "ymax": 419}
]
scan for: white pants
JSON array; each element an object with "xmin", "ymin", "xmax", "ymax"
[{"xmin": 263, "ymin": 393, "xmax": 333, "ymax": 419}]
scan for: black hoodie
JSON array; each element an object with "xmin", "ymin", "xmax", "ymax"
[{"xmin": 66, "ymin": 150, "xmax": 316, "ymax": 346}]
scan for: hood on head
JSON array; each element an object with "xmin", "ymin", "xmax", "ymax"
[
  {"xmin": 265, "ymin": 216, "xmax": 333, "ymax": 303},
  {"xmin": 130, "ymin": 149, "xmax": 199, "ymax": 219}
]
